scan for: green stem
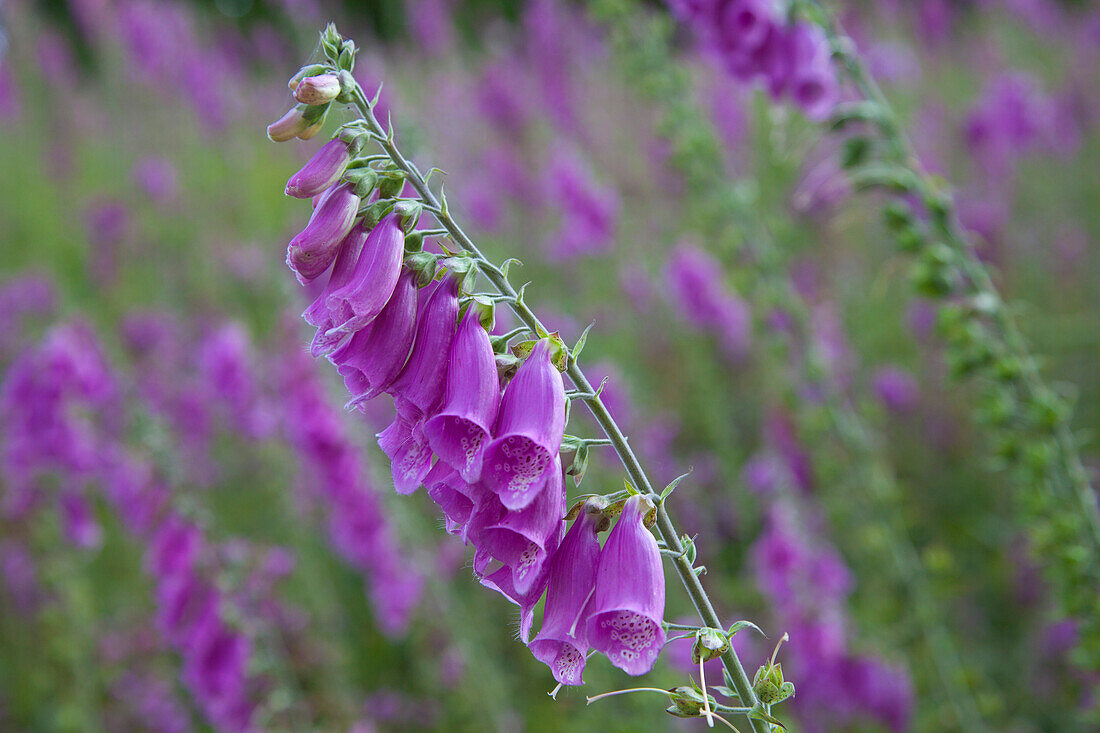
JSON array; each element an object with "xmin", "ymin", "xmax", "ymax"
[{"xmin": 346, "ymin": 83, "xmax": 771, "ymax": 733}]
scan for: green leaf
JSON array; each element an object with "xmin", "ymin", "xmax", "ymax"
[
  {"xmin": 748, "ymin": 704, "xmax": 786, "ymax": 729},
  {"xmin": 570, "ymin": 322, "xmax": 595, "ymax": 366},
  {"xmin": 710, "ymin": 685, "xmax": 740, "ymax": 700},
  {"xmin": 727, "ymin": 620, "xmax": 765, "ymax": 638},
  {"xmin": 660, "ymin": 469, "xmax": 693, "ymax": 501}
]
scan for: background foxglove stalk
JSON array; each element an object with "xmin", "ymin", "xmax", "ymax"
[
  {"xmin": 330, "ymin": 268, "xmax": 418, "ymax": 402},
  {"xmin": 294, "ymin": 73, "xmax": 341, "ymax": 105},
  {"xmin": 478, "ymin": 458, "xmax": 565, "ymax": 595},
  {"xmin": 321, "ymin": 213, "xmax": 406, "ymax": 341},
  {"xmin": 266, "ymin": 105, "xmax": 310, "ymax": 142},
  {"xmin": 285, "ymin": 183, "xmax": 360, "ymax": 284},
  {"xmin": 586, "ymin": 494, "xmax": 666, "ymax": 676},
  {"xmin": 481, "ymin": 338, "xmax": 565, "ymax": 510},
  {"xmin": 423, "ymin": 306, "xmax": 501, "ymax": 482},
  {"xmin": 285, "ymin": 139, "xmax": 351, "ymax": 198},
  {"xmin": 387, "ymin": 275, "xmax": 460, "ymax": 421},
  {"xmin": 529, "ymin": 500, "xmax": 605, "ymax": 687}
]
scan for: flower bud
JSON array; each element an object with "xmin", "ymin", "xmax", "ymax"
[
  {"xmin": 295, "ymin": 74, "xmax": 342, "ymax": 105},
  {"xmin": 288, "ymin": 63, "xmax": 328, "ymax": 91},
  {"xmin": 267, "ymin": 105, "xmax": 311, "ymax": 142},
  {"xmin": 285, "ymin": 139, "xmax": 351, "ymax": 198}
]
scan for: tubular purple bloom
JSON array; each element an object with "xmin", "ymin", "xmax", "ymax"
[
  {"xmin": 787, "ymin": 24, "xmax": 838, "ymax": 121},
  {"xmin": 481, "ymin": 338, "xmax": 565, "ymax": 510},
  {"xmin": 585, "ymin": 494, "xmax": 666, "ymax": 676},
  {"xmin": 478, "ymin": 458, "xmax": 566, "ymax": 595},
  {"xmin": 286, "ymin": 183, "xmax": 360, "ymax": 284},
  {"xmin": 423, "ymin": 461, "xmax": 490, "ymax": 537},
  {"xmin": 294, "ymin": 73, "xmax": 341, "ymax": 105},
  {"xmin": 387, "ymin": 275, "xmax": 461, "ymax": 421},
  {"xmin": 321, "ymin": 213, "xmax": 406, "ymax": 343},
  {"xmin": 330, "ymin": 268, "xmax": 419, "ymax": 402},
  {"xmin": 303, "ymin": 224, "xmax": 369, "ymax": 356},
  {"xmin": 529, "ymin": 501, "xmax": 604, "ymax": 687},
  {"xmin": 285, "ymin": 139, "xmax": 351, "ymax": 198},
  {"xmin": 423, "ymin": 306, "xmax": 501, "ymax": 481},
  {"xmin": 377, "ymin": 413, "xmax": 434, "ymax": 495},
  {"xmin": 717, "ymin": 0, "xmax": 771, "ymax": 54}
]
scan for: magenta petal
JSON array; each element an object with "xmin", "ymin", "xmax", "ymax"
[
  {"xmin": 481, "ymin": 338, "xmax": 565, "ymax": 509},
  {"xmin": 479, "ymin": 459, "xmax": 566, "ymax": 595},
  {"xmin": 423, "ymin": 306, "xmax": 501, "ymax": 481},
  {"xmin": 529, "ymin": 504, "xmax": 603, "ymax": 686},
  {"xmin": 585, "ymin": 495, "xmax": 666, "ymax": 676},
  {"xmin": 387, "ymin": 276, "xmax": 460, "ymax": 417},
  {"xmin": 424, "ymin": 462, "xmax": 489, "ymax": 536},
  {"xmin": 377, "ymin": 414, "xmax": 434, "ymax": 495},
  {"xmin": 329, "ymin": 268, "xmax": 418, "ymax": 402},
  {"xmin": 303, "ymin": 224, "xmax": 370, "ymax": 356},
  {"xmin": 322, "ymin": 213, "xmax": 405, "ymax": 340},
  {"xmin": 478, "ymin": 563, "xmax": 549, "ymax": 644},
  {"xmin": 286, "ymin": 183, "xmax": 361, "ymax": 284},
  {"xmin": 285, "ymin": 139, "xmax": 351, "ymax": 198}
]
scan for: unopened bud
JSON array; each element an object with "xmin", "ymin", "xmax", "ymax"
[
  {"xmin": 295, "ymin": 74, "xmax": 342, "ymax": 105},
  {"xmin": 267, "ymin": 105, "xmax": 311, "ymax": 142},
  {"xmin": 288, "ymin": 63, "xmax": 328, "ymax": 91},
  {"xmin": 393, "ymin": 200, "xmax": 422, "ymax": 234}
]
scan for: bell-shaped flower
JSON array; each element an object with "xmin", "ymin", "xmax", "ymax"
[
  {"xmin": 478, "ymin": 458, "xmax": 566, "ymax": 595},
  {"xmin": 317, "ymin": 212, "xmax": 405, "ymax": 345},
  {"xmin": 423, "ymin": 461, "xmax": 490, "ymax": 538},
  {"xmin": 529, "ymin": 500, "xmax": 605, "ymax": 686},
  {"xmin": 377, "ymin": 412, "xmax": 434, "ymax": 495},
  {"xmin": 423, "ymin": 306, "xmax": 501, "ymax": 482},
  {"xmin": 479, "ymin": 559, "xmax": 552, "ymax": 644},
  {"xmin": 302, "ymin": 224, "xmax": 369, "ymax": 356},
  {"xmin": 286, "ymin": 182, "xmax": 361, "ymax": 284},
  {"xmin": 329, "ymin": 268, "xmax": 418, "ymax": 402},
  {"xmin": 481, "ymin": 338, "xmax": 565, "ymax": 510},
  {"xmin": 387, "ymin": 275, "xmax": 460, "ymax": 422},
  {"xmin": 285, "ymin": 139, "xmax": 351, "ymax": 198},
  {"xmin": 585, "ymin": 494, "xmax": 666, "ymax": 676},
  {"xmin": 267, "ymin": 106, "xmax": 310, "ymax": 142}
]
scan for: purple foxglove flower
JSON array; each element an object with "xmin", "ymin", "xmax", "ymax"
[
  {"xmin": 294, "ymin": 73, "xmax": 342, "ymax": 105},
  {"xmin": 320, "ymin": 213, "xmax": 407, "ymax": 343},
  {"xmin": 585, "ymin": 495, "xmax": 666, "ymax": 676},
  {"xmin": 423, "ymin": 306, "xmax": 501, "ymax": 481},
  {"xmin": 286, "ymin": 139, "xmax": 351, "ymax": 198},
  {"xmin": 787, "ymin": 24, "xmax": 838, "ymax": 121},
  {"xmin": 60, "ymin": 491, "xmax": 102, "ymax": 550},
  {"xmin": 481, "ymin": 338, "xmax": 565, "ymax": 510},
  {"xmin": 149, "ymin": 515, "xmax": 203, "ymax": 579},
  {"xmin": 529, "ymin": 501, "xmax": 604, "ymax": 686},
  {"xmin": 387, "ymin": 275, "xmax": 461, "ymax": 421},
  {"xmin": 377, "ymin": 412, "xmax": 434, "ymax": 495},
  {"xmin": 478, "ymin": 559, "xmax": 551, "ymax": 644},
  {"xmin": 872, "ymin": 366, "xmax": 919, "ymax": 412},
  {"xmin": 330, "ymin": 268, "xmax": 418, "ymax": 401},
  {"xmin": 157, "ymin": 571, "xmax": 218, "ymax": 646},
  {"xmin": 478, "ymin": 458, "xmax": 566, "ymax": 595},
  {"xmin": 302, "ymin": 224, "xmax": 369, "ymax": 356},
  {"xmin": 267, "ymin": 106, "xmax": 310, "ymax": 142},
  {"xmin": 423, "ymin": 461, "xmax": 490, "ymax": 535},
  {"xmin": 717, "ymin": 0, "xmax": 772, "ymax": 55},
  {"xmin": 286, "ymin": 183, "xmax": 360, "ymax": 284}
]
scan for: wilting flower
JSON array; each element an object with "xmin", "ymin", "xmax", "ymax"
[
  {"xmin": 423, "ymin": 306, "xmax": 501, "ymax": 481},
  {"xmin": 285, "ymin": 183, "xmax": 361, "ymax": 284},
  {"xmin": 285, "ymin": 139, "xmax": 351, "ymax": 198},
  {"xmin": 481, "ymin": 338, "xmax": 565, "ymax": 510},
  {"xmin": 586, "ymin": 494, "xmax": 666, "ymax": 675},
  {"xmin": 330, "ymin": 268, "xmax": 418, "ymax": 401},
  {"xmin": 529, "ymin": 500, "xmax": 605, "ymax": 686}
]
